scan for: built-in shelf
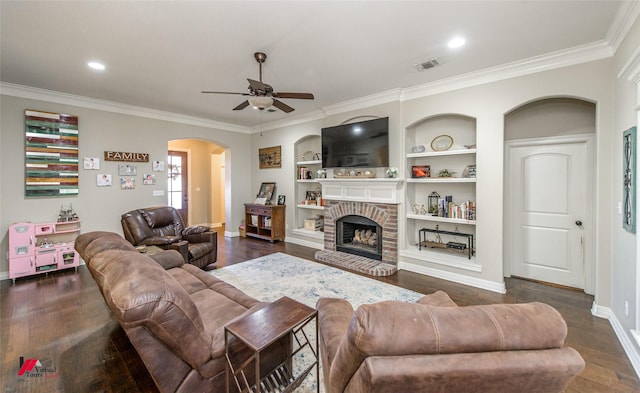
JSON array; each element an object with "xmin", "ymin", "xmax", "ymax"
[
  {"xmin": 406, "ymin": 178, "xmax": 476, "ymax": 183},
  {"xmin": 296, "ymin": 204, "xmax": 325, "ymax": 210},
  {"xmin": 297, "ymin": 179, "xmax": 320, "ymax": 183},
  {"xmin": 296, "ymin": 159, "xmax": 322, "ymax": 165},
  {"xmin": 407, "ymin": 213, "xmax": 476, "ymax": 225},
  {"xmin": 406, "ymin": 148, "xmax": 476, "ymax": 158},
  {"xmin": 400, "ymin": 247, "xmax": 481, "ymax": 272}
]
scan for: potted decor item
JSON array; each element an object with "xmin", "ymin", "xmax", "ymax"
[{"xmin": 386, "ymin": 167, "xmax": 399, "ymax": 178}]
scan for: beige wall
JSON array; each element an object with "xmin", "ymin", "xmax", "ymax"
[
  {"xmin": 1, "ymin": 95, "xmax": 252, "ymax": 275},
  {"xmin": 253, "ymin": 59, "xmax": 615, "ymax": 303}
]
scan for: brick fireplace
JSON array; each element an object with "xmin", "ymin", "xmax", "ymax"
[{"xmin": 315, "ymin": 179, "xmax": 402, "ymax": 276}]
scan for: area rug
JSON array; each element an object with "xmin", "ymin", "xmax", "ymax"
[
  {"xmin": 209, "ymin": 252, "xmax": 422, "ymax": 307},
  {"xmin": 209, "ymin": 252, "xmax": 423, "ymax": 393}
]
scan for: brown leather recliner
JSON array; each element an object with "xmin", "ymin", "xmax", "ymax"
[
  {"xmin": 317, "ymin": 291, "xmax": 585, "ymax": 393},
  {"xmin": 121, "ymin": 206, "xmax": 217, "ymax": 269}
]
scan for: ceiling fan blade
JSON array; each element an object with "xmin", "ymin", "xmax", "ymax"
[
  {"xmin": 247, "ymin": 78, "xmax": 267, "ymax": 94},
  {"xmin": 202, "ymin": 91, "xmax": 250, "ymax": 96},
  {"xmin": 272, "ymin": 92, "xmax": 314, "ymax": 100},
  {"xmin": 272, "ymin": 99, "xmax": 295, "ymax": 113},
  {"xmin": 233, "ymin": 100, "xmax": 250, "ymax": 111}
]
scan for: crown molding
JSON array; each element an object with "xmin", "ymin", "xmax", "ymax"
[
  {"xmin": 619, "ymin": 45, "xmax": 640, "ymax": 83},
  {"xmin": 321, "ymin": 88, "xmax": 402, "ymax": 117},
  {"xmin": 401, "ymin": 41, "xmax": 613, "ymax": 102},
  {"xmin": 252, "ymin": 109, "xmax": 327, "ymax": 134},
  {"xmin": 607, "ymin": 0, "xmax": 640, "ymax": 53},
  {"xmin": 0, "ymin": 82, "xmax": 250, "ymax": 134}
]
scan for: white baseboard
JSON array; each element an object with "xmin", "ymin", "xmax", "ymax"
[
  {"xmin": 225, "ymin": 230, "xmax": 240, "ymax": 237},
  {"xmin": 592, "ymin": 302, "xmax": 640, "ymax": 378},
  {"xmin": 0, "ymin": 271, "xmax": 9, "ymax": 281},
  {"xmin": 398, "ymin": 260, "xmax": 506, "ymax": 293}
]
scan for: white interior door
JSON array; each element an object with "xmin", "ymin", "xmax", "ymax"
[{"xmin": 507, "ymin": 141, "xmax": 588, "ymax": 289}]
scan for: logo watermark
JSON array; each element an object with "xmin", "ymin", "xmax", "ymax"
[{"xmin": 17, "ymin": 356, "xmax": 58, "ymax": 379}]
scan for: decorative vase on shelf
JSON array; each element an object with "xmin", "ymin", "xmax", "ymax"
[{"xmin": 386, "ymin": 167, "xmax": 398, "ymax": 178}]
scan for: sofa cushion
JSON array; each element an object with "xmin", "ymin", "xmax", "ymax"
[{"xmin": 89, "ymin": 250, "xmax": 214, "ymax": 373}]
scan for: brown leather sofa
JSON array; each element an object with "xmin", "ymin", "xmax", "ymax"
[
  {"xmin": 120, "ymin": 206, "xmax": 217, "ymax": 269},
  {"xmin": 317, "ymin": 291, "xmax": 585, "ymax": 393},
  {"xmin": 75, "ymin": 231, "xmax": 287, "ymax": 393}
]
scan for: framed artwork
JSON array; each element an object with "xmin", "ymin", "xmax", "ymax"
[
  {"xmin": 152, "ymin": 160, "xmax": 165, "ymax": 172},
  {"xmin": 259, "ymin": 146, "xmax": 282, "ymax": 169},
  {"xmin": 411, "ymin": 165, "xmax": 431, "ymax": 178},
  {"xmin": 256, "ymin": 182, "xmax": 276, "ymax": 203},
  {"xmin": 623, "ymin": 126, "xmax": 636, "ymax": 233},
  {"xmin": 84, "ymin": 157, "xmax": 100, "ymax": 170},
  {"xmin": 97, "ymin": 174, "xmax": 112, "ymax": 187},
  {"xmin": 277, "ymin": 195, "xmax": 286, "ymax": 205},
  {"xmin": 25, "ymin": 110, "xmax": 79, "ymax": 197},
  {"xmin": 118, "ymin": 164, "xmax": 137, "ymax": 176},
  {"xmin": 120, "ymin": 177, "xmax": 135, "ymax": 190},
  {"xmin": 143, "ymin": 174, "xmax": 156, "ymax": 185}
]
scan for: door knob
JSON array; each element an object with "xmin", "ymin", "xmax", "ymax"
[{"xmin": 575, "ymin": 220, "xmax": 583, "ymax": 227}]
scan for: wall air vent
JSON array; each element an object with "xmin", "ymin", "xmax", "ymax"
[{"xmin": 414, "ymin": 58, "xmax": 440, "ymax": 72}]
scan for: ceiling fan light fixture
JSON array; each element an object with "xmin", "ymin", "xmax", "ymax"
[{"xmin": 248, "ymin": 96, "xmax": 274, "ymax": 110}]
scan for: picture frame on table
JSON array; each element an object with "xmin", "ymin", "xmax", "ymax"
[{"xmin": 255, "ymin": 182, "xmax": 276, "ymax": 204}]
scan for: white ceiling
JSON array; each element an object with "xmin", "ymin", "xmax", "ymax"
[{"xmin": 0, "ymin": 1, "xmax": 627, "ymax": 129}]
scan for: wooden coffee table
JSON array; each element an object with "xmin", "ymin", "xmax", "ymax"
[{"xmin": 225, "ymin": 296, "xmax": 318, "ymax": 393}]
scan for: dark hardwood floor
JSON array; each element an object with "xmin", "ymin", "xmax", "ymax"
[{"xmin": 2, "ymin": 231, "xmax": 639, "ymax": 392}]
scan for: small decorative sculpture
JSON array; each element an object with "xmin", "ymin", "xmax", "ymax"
[
  {"xmin": 57, "ymin": 203, "xmax": 79, "ymax": 222},
  {"xmin": 413, "ymin": 204, "xmax": 427, "ymax": 215}
]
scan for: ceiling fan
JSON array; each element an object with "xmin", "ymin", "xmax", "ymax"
[{"xmin": 202, "ymin": 52, "xmax": 314, "ymax": 113}]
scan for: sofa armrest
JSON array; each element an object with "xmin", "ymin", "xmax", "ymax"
[
  {"xmin": 182, "ymin": 230, "xmax": 216, "ymax": 245},
  {"xmin": 317, "ymin": 297, "xmax": 354, "ymax": 390},
  {"xmin": 141, "ymin": 235, "xmax": 181, "ymax": 246},
  {"xmin": 167, "ymin": 240, "xmax": 189, "ymax": 262},
  {"xmin": 148, "ymin": 249, "xmax": 185, "ymax": 269}
]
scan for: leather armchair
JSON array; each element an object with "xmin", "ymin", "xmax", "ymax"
[{"xmin": 121, "ymin": 206, "xmax": 217, "ymax": 269}]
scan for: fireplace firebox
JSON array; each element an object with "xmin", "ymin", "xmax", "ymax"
[{"xmin": 336, "ymin": 215, "xmax": 382, "ymax": 261}]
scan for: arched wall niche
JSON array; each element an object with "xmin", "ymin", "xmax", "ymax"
[{"xmin": 504, "ymin": 97, "xmax": 596, "ymax": 141}]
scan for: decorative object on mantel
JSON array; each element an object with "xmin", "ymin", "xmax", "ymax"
[
  {"xmin": 259, "ymin": 146, "xmax": 281, "ymax": 169},
  {"xmin": 335, "ymin": 169, "xmax": 376, "ymax": 178},
  {"xmin": 385, "ymin": 167, "xmax": 398, "ymax": 178},
  {"xmin": 430, "ymin": 134, "xmax": 454, "ymax": 151},
  {"xmin": 623, "ymin": 126, "xmax": 636, "ymax": 233},
  {"xmin": 437, "ymin": 168, "xmax": 455, "ymax": 177},
  {"xmin": 25, "ymin": 109, "xmax": 79, "ymax": 197},
  {"xmin": 316, "ymin": 169, "xmax": 327, "ymax": 178},
  {"xmin": 411, "ymin": 145, "xmax": 426, "ymax": 153}
]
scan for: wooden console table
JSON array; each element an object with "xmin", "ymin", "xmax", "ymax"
[
  {"xmin": 244, "ymin": 203, "xmax": 286, "ymax": 243},
  {"xmin": 225, "ymin": 296, "xmax": 318, "ymax": 393}
]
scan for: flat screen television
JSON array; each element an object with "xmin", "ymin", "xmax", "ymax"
[{"xmin": 321, "ymin": 117, "xmax": 389, "ymax": 168}]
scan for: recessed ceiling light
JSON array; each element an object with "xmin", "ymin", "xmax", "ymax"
[
  {"xmin": 448, "ymin": 37, "xmax": 466, "ymax": 49},
  {"xmin": 87, "ymin": 61, "xmax": 106, "ymax": 70}
]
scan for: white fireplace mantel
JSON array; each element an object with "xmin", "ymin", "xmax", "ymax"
[{"xmin": 319, "ymin": 178, "xmax": 404, "ymax": 204}]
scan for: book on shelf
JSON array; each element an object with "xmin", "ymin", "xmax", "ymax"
[{"xmin": 437, "ymin": 197, "xmax": 476, "ymax": 220}]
